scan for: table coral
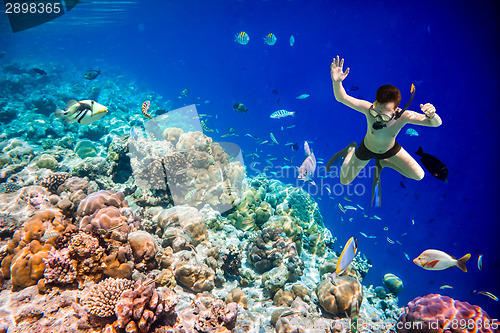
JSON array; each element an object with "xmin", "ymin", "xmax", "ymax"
[{"xmin": 316, "ymin": 275, "xmax": 363, "ymax": 317}]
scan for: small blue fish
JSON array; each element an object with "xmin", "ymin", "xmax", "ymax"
[
  {"xmin": 478, "ymin": 255, "xmax": 483, "ymax": 270},
  {"xmin": 264, "ymin": 33, "xmax": 277, "ymax": 45},
  {"xmin": 235, "ymin": 31, "xmax": 250, "ymax": 45},
  {"xmin": 270, "ymin": 109, "xmax": 295, "ymax": 119},
  {"xmin": 406, "ymin": 128, "xmax": 419, "ymax": 136},
  {"xmin": 289, "ymin": 35, "xmax": 295, "ymax": 46},
  {"xmin": 296, "ymin": 94, "xmax": 309, "ymax": 99}
]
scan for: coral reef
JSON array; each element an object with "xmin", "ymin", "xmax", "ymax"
[
  {"xmin": 79, "ymin": 277, "xmax": 135, "ymax": 317},
  {"xmin": 397, "ymin": 294, "xmax": 496, "ymax": 333},
  {"xmin": 316, "ymin": 275, "xmax": 363, "ymax": 317}
]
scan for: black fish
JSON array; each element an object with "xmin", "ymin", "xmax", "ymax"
[
  {"xmin": 32, "ymin": 68, "xmax": 47, "ymax": 75},
  {"xmin": 290, "ymin": 142, "xmax": 299, "ymax": 151},
  {"xmin": 415, "ymin": 147, "xmax": 448, "ymax": 182},
  {"xmin": 84, "ymin": 69, "xmax": 100, "ymax": 80},
  {"xmin": 400, "ymin": 181, "xmax": 406, "ymax": 189},
  {"xmin": 233, "ymin": 103, "xmax": 248, "ymax": 113}
]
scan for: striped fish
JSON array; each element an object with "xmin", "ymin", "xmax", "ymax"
[
  {"xmin": 270, "ymin": 109, "xmax": 295, "ymax": 119},
  {"xmin": 141, "ymin": 100, "xmax": 152, "ymax": 119},
  {"xmin": 55, "ymin": 99, "xmax": 108, "ymax": 125},
  {"xmin": 201, "ymin": 120, "xmax": 214, "ymax": 132},
  {"xmin": 298, "ymin": 141, "xmax": 316, "ymax": 185},
  {"xmin": 263, "ymin": 33, "xmax": 277, "ymax": 45}
]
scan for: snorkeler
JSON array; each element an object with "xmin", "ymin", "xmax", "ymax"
[{"xmin": 326, "ymin": 56, "xmax": 442, "ymax": 206}]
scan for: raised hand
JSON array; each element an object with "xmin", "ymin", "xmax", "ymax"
[
  {"xmin": 420, "ymin": 103, "xmax": 436, "ymax": 118},
  {"xmin": 331, "ymin": 55, "xmax": 350, "ymax": 82}
]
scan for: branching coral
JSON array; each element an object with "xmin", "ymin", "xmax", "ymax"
[{"xmin": 79, "ymin": 277, "xmax": 135, "ymax": 318}]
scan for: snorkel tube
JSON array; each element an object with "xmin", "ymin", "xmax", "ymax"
[{"xmin": 372, "ymin": 83, "xmax": 416, "ymax": 130}]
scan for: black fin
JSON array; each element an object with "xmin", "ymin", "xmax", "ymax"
[
  {"xmin": 415, "ymin": 146, "xmax": 424, "ymax": 157},
  {"xmin": 326, "ymin": 142, "xmax": 357, "ymax": 172}
]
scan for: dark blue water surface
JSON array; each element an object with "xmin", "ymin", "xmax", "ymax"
[{"xmin": 1, "ymin": 0, "xmax": 499, "ymax": 317}]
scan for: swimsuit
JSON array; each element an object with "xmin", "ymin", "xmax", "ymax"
[{"xmin": 355, "ymin": 139, "xmax": 402, "ymax": 161}]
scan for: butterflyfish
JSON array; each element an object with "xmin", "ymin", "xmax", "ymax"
[{"xmin": 329, "ymin": 237, "xmax": 357, "ymax": 282}]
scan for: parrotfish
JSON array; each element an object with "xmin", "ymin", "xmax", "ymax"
[
  {"xmin": 84, "ymin": 69, "xmax": 100, "ymax": 80},
  {"xmin": 415, "ymin": 147, "xmax": 448, "ymax": 182}
]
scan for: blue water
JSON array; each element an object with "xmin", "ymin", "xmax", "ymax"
[{"xmin": 1, "ymin": 0, "xmax": 499, "ymax": 317}]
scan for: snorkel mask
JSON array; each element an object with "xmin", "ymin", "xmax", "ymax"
[{"xmin": 372, "ymin": 83, "xmax": 416, "ymax": 130}]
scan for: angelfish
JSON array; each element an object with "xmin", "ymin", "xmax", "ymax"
[
  {"xmin": 329, "ymin": 237, "xmax": 357, "ymax": 282},
  {"xmin": 413, "ymin": 249, "xmax": 471, "ymax": 272},
  {"xmin": 298, "ymin": 141, "xmax": 316, "ymax": 186}
]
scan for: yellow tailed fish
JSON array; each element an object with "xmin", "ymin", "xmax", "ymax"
[
  {"xmin": 440, "ymin": 285, "xmax": 454, "ymax": 289},
  {"xmin": 474, "ymin": 291, "xmax": 498, "ymax": 301},
  {"xmin": 329, "ymin": 237, "xmax": 357, "ymax": 282},
  {"xmin": 338, "ymin": 203, "xmax": 346, "ymax": 214}
]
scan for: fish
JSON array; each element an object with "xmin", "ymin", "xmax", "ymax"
[
  {"xmin": 84, "ymin": 69, "xmax": 100, "ymax": 80},
  {"xmin": 415, "ymin": 147, "xmax": 448, "ymax": 182},
  {"xmin": 344, "ymin": 205, "xmax": 357, "ymax": 211},
  {"xmin": 221, "ymin": 128, "xmax": 237, "ymax": 137},
  {"xmin": 298, "ymin": 141, "xmax": 316, "ymax": 185},
  {"xmin": 344, "ymin": 196, "xmax": 352, "ymax": 202},
  {"xmin": 287, "ymin": 125, "xmax": 296, "ymax": 129},
  {"xmin": 404, "ymin": 252, "xmax": 410, "ymax": 260},
  {"xmin": 201, "ymin": 120, "xmax": 214, "ymax": 132},
  {"xmin": 356, "ymin": 204, "xmax": 364, "ymax": 210},
  {"xmin": 359, "ymin": 232, "xmax": 368, "ymax": 238},
  {"xmin": 349, "ymin": 295, "xmax": 359, "ymax": 332},
  {"xmin": 386, "ymin": 237, "xmax": 395, "ymax": 244},
  {"xmin": 32, "ymin": 68, "xmax": 47, "ymax": 75},
  {"xmin": 235, "ymin": 31, "xmax": 250, "ymax": 45},
  {"xmin": 338, "ymin": 203, "xmax": 345, "ymax": 214},
  {"xmin": 264, "ymin": 33, "xmax": 277, "ymax": 45},
  {"xmin": 130, "ymin": 126, "xmax": 138, "ymax": 140},
  {"xmin": 477, "ymin": 255, "xmax": 483, "ymax": 270},
  {"xmin": 413, "ymin": 249, "xmax": 471, "ymax": 272},
  {"xmin": 411, "ymin": 219, "xmax": 415, "ymax": 225},
  {"xmin": 296, "ymin": 94, "xmax": 309, "ymax": 99},
  {"xmin": 184, "ymin": 189, "xmax": 197, "ymax": 201},
  {"xmin": 0, "ymin": 182, "xmax": 23, "ymax": 193},
  {"xmin": 270, "ymin": 133, "xmax": 279, "ymax": 144},
  {"xmin": 259, "ymin": 140, "xmax": 268, "ymax": 145},
  {"xmin": 289, "ymin": 35, "xmax": 295, "ymax": 46},
  {"xmin": 405, "ymin": 128, "xmax": 419, "ymax": 136},
  {"xmin": 440, "ymin": 285, "xmax": 454, "ymax": 289},
  {"xmin": 141, "ymin": 100, "xmax": 152, "ymax": 119},
  {"xmin": 55, "ymin": 99, "xmax": 108, "ymax": 125},
  {"xmin": 180, "ymin": 89, "xmax": 189, "ymax": 97},
  {"xmin": 270, "ymin": 109, "xmax": 295, "ymax": 119},
  {"xmin": 473, "ymin": 290, "xmax": 498, "ymax": 301},
  {"xmin": 233, "ymin": 103, "xmax": 248, "ymax": 113},
  {"xmin": 383, "ymin": 227, "xmax": 388, "ymax": 231},
  {"xmin": 329, "ymin": 237, "xmax": 357, "ymax": 281}
]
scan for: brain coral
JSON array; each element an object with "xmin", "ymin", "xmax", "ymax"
[{"xmin": 316, "ymin": 275, "xmax": 363, "ymax": 317}]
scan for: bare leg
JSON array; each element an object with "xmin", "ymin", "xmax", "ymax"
[
  {"xmin": 379, "ymin": 147, "xmax": 424, "ymax": 180},
  {"xmin": 340, "ymin": 146, "xmax": 369, "ymax": 185}
]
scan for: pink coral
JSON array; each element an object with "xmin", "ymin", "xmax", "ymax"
[
  {"xmin": 397, "ymin": 294, "xmax": 497, "ymax": 333},
  {"xmin": 115, "ymin": 280, "xmax": 177, "ymax": 333},
  {"xmin": 77, "ymin": 190, "xmax": 127, "ymax": 217},
  {"xmin": 42, "ymin": 247, "xmax": 77, "ymax": 284}
]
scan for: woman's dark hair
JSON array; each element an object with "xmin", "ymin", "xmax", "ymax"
[{"xmin": 376, "ymin": 84, "xmax": 401, "ymax": 107}]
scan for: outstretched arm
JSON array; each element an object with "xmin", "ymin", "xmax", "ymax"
[
  {"xmin": 331, "ymin": 56, "xmax": 371, "ymax": 114},
  {"xmin": 404, "ymin": 103, "xmax": 442, "ymax": 127}
]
